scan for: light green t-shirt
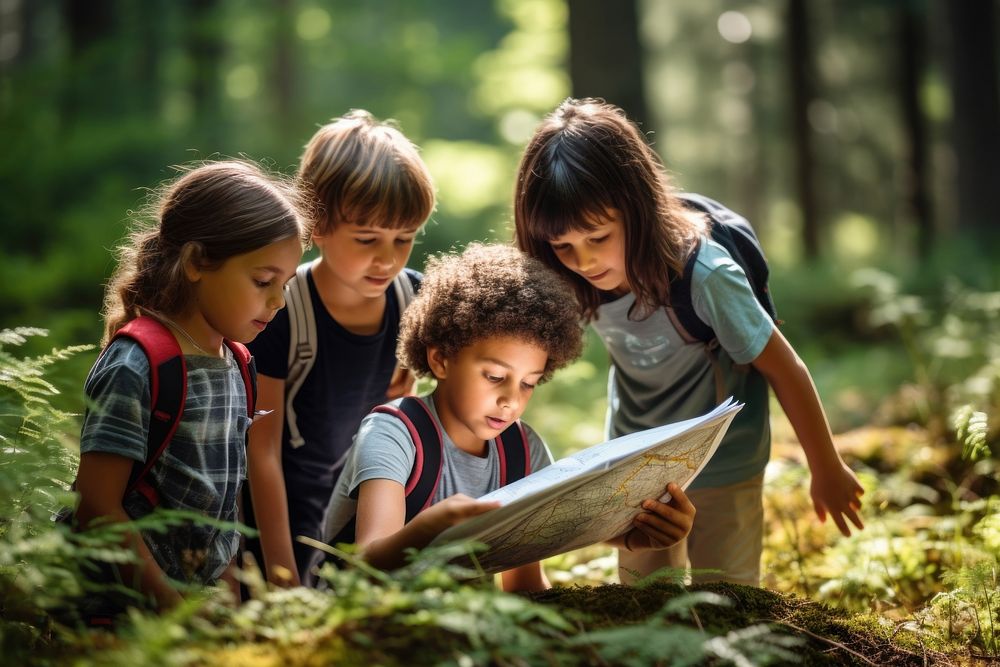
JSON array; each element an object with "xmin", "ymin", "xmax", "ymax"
[{"xmin": 590, "ymin": 237, "xmax": 774, "ymax": 489}]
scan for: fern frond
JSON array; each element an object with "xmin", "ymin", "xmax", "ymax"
[
  {"xmin": 952, "ymin": 406, "xmax": 991, "ymax": 461},
  {"xmin": 0, "ymin": 328, "xmax": 50, "ymax": 346}
]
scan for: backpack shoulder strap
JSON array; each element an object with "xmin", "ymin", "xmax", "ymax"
[
  {"xmin": 667, "ymin": 194, "xmax": 718, "ymax": 344},
  {"xmin": 372, "ymin": 396, "xmax": 443, "ymax": 523},
  {"xmin": 388, "ymin": 270, "xmax": 418, "ymax": 392},
  {"xmin": 114, "ymin": 316, "xmax": 187, "ymax": 507},
  {"xmin": 223, "ymin": 339, "xmax": 256, "ymax": 418},
  {"xmin": 285, "ymin": 261, "xmax": 318, "ymax": 448},
  {"xmin": 679, "ymin": 192, "xmax": 778, "ymax": 323},
  {"xmin": 392, "ymin": 270, "xmax": 417, "ymax": 313},
  {"xmin": 667, "ymin": 236, "xmax": 714, "ymax": 344},
  {"xmin": 495, "ymin": 421, "xmax": 531, "ymax": 486}
]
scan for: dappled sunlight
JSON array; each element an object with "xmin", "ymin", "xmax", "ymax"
[{"xmin": 422, "ymin": 140, "xmax": 513, "ymax": 218}]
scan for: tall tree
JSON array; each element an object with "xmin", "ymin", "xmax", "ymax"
[
  {"xmin": 945, "ymin": 0, "xmax": 1000, "ymax": 235},
  {"xmin": 271, "ymin": 0, "xmax": 296, "ymax": 144},
  {"xmin": 567, "ymin": 0, "xmax": 649, "ymax": 128},
  {"xmin": 61, "ymin": 0, "xmax": 116, "ymax": 123},
  {"xmin": 186, "ymin": 0, "xmax": 224, "ymax": 146},
  {"xmin": 787, "ymin": 0, "xmax": 820, "ymax": 259},
  {"xmin": 897, "ymin": 0, "xmax": 933, "ymax": 256}
]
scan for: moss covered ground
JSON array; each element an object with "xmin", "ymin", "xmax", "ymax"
[{"xmin": 530, "ymin": 581, "xmax": 952, "ymax": 666}]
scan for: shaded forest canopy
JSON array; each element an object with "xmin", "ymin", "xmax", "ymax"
[{"xmin": 1, "ymin": 0, "xmax": 998, "ymax": 347}]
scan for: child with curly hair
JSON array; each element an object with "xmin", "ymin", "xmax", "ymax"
[{"xmin": 322, "ymin": 243, "xmax": 696, "ymax": 591}]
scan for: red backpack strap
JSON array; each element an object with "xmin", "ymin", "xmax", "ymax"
[
  {"xmin": 495, "ymin": 421, "xmax": 531, "ymax": 486},
  {"xmin": 114, "ymin": 317, "xmax": 187, "ymax": 508},
  {"xmin": 223, "ymin": 339, "xmax": 256, "ymax": 418},
  {"xmin": 372, "ymin": 397, "xmax": 443, "ymax": 523}
]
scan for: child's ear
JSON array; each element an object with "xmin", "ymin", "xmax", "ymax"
[
  {"xmin": 426, "ymin": 347, "xmax": 448, "ymax": 380},
  {"xmin": 180, "ymin": 242, "xmax": 206, "ymax": 282}
]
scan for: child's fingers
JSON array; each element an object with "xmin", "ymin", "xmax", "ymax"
[
  {"xmin": 633, "ymin": 515, "xmax": 687, "ymax": 547},
  {"xmin": 843, "ymin": 505, "xmax": 864, "ymax": 532},
  {"xmin": 829, "ymin": 510, "xmax": 851, "ymax": 537},
  {"xmin": 462, "ymin": 500, "xmax": 501, "ymax": 516},
  {"xmin": 640, "ymin": 498, "xmax": 690, "ymax": 527},
  {"xmin": 664, "ymin": 483, "xmax": 695, "ymax": 516},
  {"xmin": 438, "ymin": 495, "xmax": 500, "ymax": 522},
  {"xmin": 635, "ymin": 501, "xmax": 692, "ymax": 543}
]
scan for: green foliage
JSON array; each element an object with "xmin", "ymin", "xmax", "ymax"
[
  {"xmin": 0, "ymin": 326, "xmax": 87, "ymax": 534},
  {"xmin": 952, "ymin": 406, "xmax": 990, "ymax": 461},
  {"xmin": 43, "ymin": 539, "xmax": 803, "ymax": 666},
  {"xmin": 763, "ymin": 428, "xmax": 1000, "ymax": 658},
  {"xmin": 1, "ymin": 328, "xmax": 91, "ymax": 656},
  {"xmin": 920, "ymin": 557, "xmax": 999, "ymax": 657},
  {"xmin": 853, "ymin": 269, "xmax": 999, "ymax": 444}
]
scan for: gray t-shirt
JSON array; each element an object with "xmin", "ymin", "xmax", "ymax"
[
  {"xmin": 591, "ymin": 237, "xmax": 773, "ymax": 489},
  {"xmin": 323, "ymin": 395, "xmax": 552, "ymax": 542},
  {"xmin": 79, "ymin": 338, "xmax": 248, "ymax": 584}
]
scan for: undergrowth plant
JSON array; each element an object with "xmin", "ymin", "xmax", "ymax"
[
  {"xmin": 1, "ymin": 327, "xmax": 804, "ymax": 666},
  {"xmin": 1, "ymin": 328, "xmax": 92, "ymax": 654},
  {"xmin": 853, "ymin": 269, "xmax": 999, "ymax": 450},
  {"xmin": 71, "ymin": 541, "xmax": 798, "ymax": 667}
]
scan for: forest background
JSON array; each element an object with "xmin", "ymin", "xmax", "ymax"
[{"xmin": 1, "ymin": 1, "xmax": 998, "ymax": 664}]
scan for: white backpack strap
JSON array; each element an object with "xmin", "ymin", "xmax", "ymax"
[
  {"xmin": 392, "ymin": 270, "xmax": 416, "ymax": 312},
  {"xmin": 285, "ymin": 260, "xmax": 319, "ymax": 448},
  {"xmin": 391, "ymin": 271, "xmax": 416, "ymax": 373}
]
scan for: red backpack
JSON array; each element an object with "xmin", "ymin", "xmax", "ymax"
[{"xmin": 68, "ymin": 316, "xmax": 256, "ymax": 510}]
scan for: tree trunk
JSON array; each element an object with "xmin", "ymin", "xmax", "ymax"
[
  {"xmin": 787, "ymin": 0, "xmax": 820, "ymax": 260},
  {"xmin": 945, "ymin": 0, "xmax": 1000, "ymax": 235},
  {"xmin": 61, "ymin": 0, "xmax": 116, "ymax": 123},
  {"xmin": 567, "ymin": 0, "xmax": 649, "ymax": 129},
  {"xmin": 271, "ymin": 0, "xmax": 296, "ymax": 144},
  {"xmin": 186, "ymin": 0, "xmax": 224, "ymax": 144},
  {"xmin": 897, "ymin": 0, "xmax": 933, "ymax": 257}
]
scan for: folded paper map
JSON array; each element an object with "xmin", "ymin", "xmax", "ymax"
[{"xmin": 430, "ymin": 398, "xmax": 743, "ymax": 573}]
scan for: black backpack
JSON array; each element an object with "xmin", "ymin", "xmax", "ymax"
[
  {"xmin": 666, "ymin": 193, "xmax": 779, "ymax": 343},
  {"xmin": 327, "ymin": 396, "xmax": 531, "ymax": 547}
]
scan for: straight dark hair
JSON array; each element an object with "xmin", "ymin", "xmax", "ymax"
[{"xmin": 514, "ymin": 98, "xmax": 704, "ymax": 321}]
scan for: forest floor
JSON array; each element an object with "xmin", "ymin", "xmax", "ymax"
[
  {"xmin": 187, "ymin": 580, "xmax": 956, "ymax": 666},
  {"xmin": 531, "ymin": 581, "xmax": 954, "ymax": 666}
]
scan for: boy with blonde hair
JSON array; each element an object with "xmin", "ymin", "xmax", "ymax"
[{"xmin": 245, "ymin": 110, "xmax": 436, "ymax": 586}]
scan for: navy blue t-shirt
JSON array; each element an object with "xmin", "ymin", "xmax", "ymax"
[{"xmin": 247, "ymin": 266, "xmax": 420, "ymax": 578}]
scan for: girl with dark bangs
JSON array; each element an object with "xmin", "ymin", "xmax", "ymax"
[{"xmin": 515, "ymin": 98, "xmax": 863, "ymax": 587}]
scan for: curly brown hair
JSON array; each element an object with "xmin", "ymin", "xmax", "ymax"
[{"xmin": 398, "ymin": 243, "xmax": 583, "ymax": 382}]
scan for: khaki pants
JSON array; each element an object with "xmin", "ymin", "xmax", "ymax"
[{"xmin": 618, "ymin": 473, "xmax": 764, "ymax": 587}]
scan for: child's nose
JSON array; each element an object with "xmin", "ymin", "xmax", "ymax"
[
  {"xmin": 499, "ymin": 390, "xmax": 520, "ymax": 412},
  {"xmin": 373, "ymin": 243, "xmax": 396, "ymax": 269},
  {"xmin": 268, "ymin": 288, "xmax": 286, "ymax": 310},
  {"xmin": 573, "ymin": 246, "xmax": 595, "ymax": 271}
]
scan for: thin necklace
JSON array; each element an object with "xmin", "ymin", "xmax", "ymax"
[{"xmin": 139, "ymin": 308, "xmax": 222, "ymax": 357}]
